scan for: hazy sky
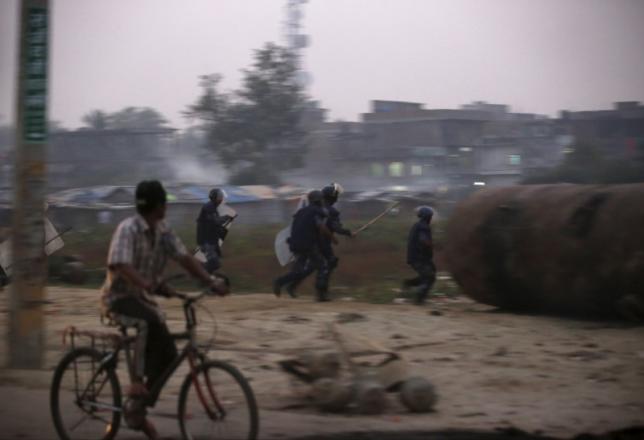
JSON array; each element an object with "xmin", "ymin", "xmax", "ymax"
[{"xmin": 1, "ymin": 0, "xmax": 643, "ymax": 129}]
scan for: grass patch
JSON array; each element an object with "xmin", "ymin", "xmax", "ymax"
[{"xmin": 47, "ymin": 216, "xmax": 460, "ymax": 302}]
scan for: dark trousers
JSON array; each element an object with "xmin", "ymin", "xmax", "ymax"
[
  {"xmin": 404, "ymin": 261, "xmax": 436, "ymax": 303},
  {"xmin": 275, "ymin": 249, "xmax": 329, "ymax": 299},
  {"xmin": 200, "ymin": 243, "xmax": 221, "ymax": 274},
  {"xmin": 109, "ymin": 296, "xmax": 177, "ymax": 404},
  {"xmin": 319, "ymin": 244, "xmax": 339, "ymax": 290}
]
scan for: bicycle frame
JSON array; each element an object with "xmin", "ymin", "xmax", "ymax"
[{"xmin": 73, "ymin": 293, "xmax": 223, "ymax": 419}]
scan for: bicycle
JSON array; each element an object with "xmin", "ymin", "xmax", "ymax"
[{"xmin": 49, "ymin": 279, "xmax": 259, "ymax": 440}]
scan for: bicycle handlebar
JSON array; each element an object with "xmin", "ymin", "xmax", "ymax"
[{"xmin": 154, "ymin": 273, "xmax": 228, "ymax": 303}]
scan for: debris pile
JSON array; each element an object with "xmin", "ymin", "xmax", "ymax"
[{"xmin": 278, "ymin": 323, "xmax": 438, "ymax": 414}]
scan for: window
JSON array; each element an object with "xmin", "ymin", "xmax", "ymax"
[
  {"xmin": 410, "ymin": 164, "xmax": 423, "ymax": 176},
  {"xmin": 371, "ymin": 163, "xmax": 385, "ymax": 177},
  {"xmin": 508, "ymin": 154, "xmax": 521, "ymax": 165},
  {"xmin": 389, "ymin": 162, "xmax": 404, "ymax": 177}
]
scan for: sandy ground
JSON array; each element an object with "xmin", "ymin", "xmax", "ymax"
[{"xmin": 1, "ymin": 286, "xmax": 644, "ymax": 439}]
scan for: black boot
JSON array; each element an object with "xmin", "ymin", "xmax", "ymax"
[
  {"xmin": 272, "ymin": 279, "xmax": 282, "ymax": 297},
  {"xmin": 316, "ymin": 290, "xmax": 331, "ymax": 302},
  {"xmin": 285, "ymin": 282, "xmax": 298, "ymax": 298}
]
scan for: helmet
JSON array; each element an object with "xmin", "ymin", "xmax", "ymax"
[
  {"xmin": 415, "ymin": 205, "xmax": 434, "ymax": 220},
  {"xmin": 209, "ymin": 188, "xmax": 226, "ymax": 203},
  {"xmin": 321, "ymin": 182, "xmax": 344, "ymax": 204},
  {"xmin": 308, "ymin": 190, "xmax": 324, "ymax": 205}
]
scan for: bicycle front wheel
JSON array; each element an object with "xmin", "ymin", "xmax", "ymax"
[
  {"xmin": 50, "ymin": 347, "xmax": 122, "ymax": 440},
  {"xmin": 178, "ymin": 360, "xmax": 259, "ymax": 440}
]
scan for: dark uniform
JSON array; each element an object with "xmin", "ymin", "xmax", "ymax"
[
  {"xmin": 0, "ymin": 265, "xmax": 8, "ymax": 288},
  {"xmin": 273, "ymin": 203, "xmax": 330, "ymax": 301},
  {"xmin": 196, "ymin": 200, "xmax": 230, "ymax": 274},
  {"xmin": 405, "ymin": 219, "xmax": 436, "ymax": 304},
  {"xmin": 318, "ymin": 205, "xmax": 352, "ymax": 291}
]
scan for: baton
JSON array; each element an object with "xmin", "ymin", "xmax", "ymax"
[
  {"xmin": 353, "ymin": 201, "xmax": 400, "ymax": 235},
  {"xmin": 223, "ymin": 214, "xmax": 238, "ymax": 228}
]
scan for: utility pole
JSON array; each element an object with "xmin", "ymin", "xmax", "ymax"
[{"xmin": 9, "ymin": 0, "xmax": 50, "ymax": 368}]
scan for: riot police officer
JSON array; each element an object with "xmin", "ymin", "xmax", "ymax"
[
  {"xmin": 318, "ymin": 183, "xmax": 354, "ymax": 297},
  {"xmin": 404, "ymin": 206, "xmax": 436, "ymax": 305},
  {"xmin": 273, "ymin": 190, "xmax": 336, "ymax": 301},
  {"xmin": 196, "ymin": 188, "xmax": 233, "ymax": 274}
]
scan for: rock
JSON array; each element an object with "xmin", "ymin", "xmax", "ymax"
[
  {"xmin": 336, "ymin": 312, "xmax": 367, "ymax": 323},
  {"xmin": 353, "ymin": 379, "xmax": 387, "ymax": 414},
  {"xmin": 376, "ymin": 356, "xmax": 411, "ymax": 391},
  {"xmin": 283, "ymin": 315, "xmax": 311, "ymax": 324},
  {"xmin": 311, "ymin": 378, "xmax": 354, "ymax": 412},
  {"xmin": 301, "ymin": 351, "xmax": 342, "ymax": 380},
  {"xmin": 399, "ymin": 376, "xmax": 438, "ymax": 412}
]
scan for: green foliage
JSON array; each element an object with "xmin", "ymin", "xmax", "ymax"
[
  {"xmin": 185, "ymin": 43, "xmax": 307, "ymax": 184},
  {"xmin": 81, "ymin": 110, "xmax": 109, "ymax": 130},
  {"xmin": 81, "ymin": 107, "xmax": 168, "ymax": 130},
  {"xmin": 523, "ymin": 142, "xmax": 644, "ymax": 184}
]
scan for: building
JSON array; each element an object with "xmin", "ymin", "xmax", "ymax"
[
  {"xmin": 559, "ymin": 101, "xmax": 644, "ymax": 159},
  {"xmin": 300, "ymin": 100, "xmax": 565, "ymax": 192},
  {"xmin": 47, "ymin": 127, "xmax": 177, "ymax": 190}
]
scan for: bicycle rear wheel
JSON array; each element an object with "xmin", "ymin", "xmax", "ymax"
[
  {"xmin": 178, "ymin": 360, "xmax": 259, "ymax": 440},
  {"xmin": 50, "ymin": 347, "xmax": 122, "ymax": 440}
]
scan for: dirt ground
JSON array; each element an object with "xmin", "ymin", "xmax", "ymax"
[{"xmin": 1, "ymin": 287, "xmax": 643, "ymax": 439}]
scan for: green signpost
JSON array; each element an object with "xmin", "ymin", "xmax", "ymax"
[{"xmin": 23, "ymin": 6, "xmax": 48, "ymax": 143}]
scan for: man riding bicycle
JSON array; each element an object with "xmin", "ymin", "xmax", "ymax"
[{"xmin": 101, "ymin": 180, "xmax": 227, "ymax": 439}]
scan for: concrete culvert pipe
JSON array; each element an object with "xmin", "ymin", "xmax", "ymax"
[
  {"xmin": 399, "ymin": 376, "xmax": 437, "ymax": 412},
  {"xmin": 445, "ymin": 184, "xmax": 644, "ymax": 320}
]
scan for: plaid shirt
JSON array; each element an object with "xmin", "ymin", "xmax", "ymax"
[{"xmin": 101, "ymin": 214, "xmax": 187, "ymax": 305}]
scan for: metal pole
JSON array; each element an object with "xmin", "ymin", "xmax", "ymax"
[{"xmin": 9, "ymin": 0, "xmax": 50, "ymax": 368}]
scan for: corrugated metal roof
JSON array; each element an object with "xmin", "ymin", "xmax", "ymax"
[{"xmin": 47, "ymin": 184, "xmax": 282, "ymax": 207}]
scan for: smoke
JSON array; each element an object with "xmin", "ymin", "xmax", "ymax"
[
  {"xmin": 164, "ymin": 127, "xmax": 228, "ymax": 185},
  {"xmin": 167, "ymin": 155, "xmax": 228, "ymax": 185}
]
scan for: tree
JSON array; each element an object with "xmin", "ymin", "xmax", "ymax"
[
  {"xmin": 81, "ymin": 107, "xmax": 168, "ymax": 130},
  {"xmin": 109, "ymin": 107, "xmax": 168, "ymax": 130},
  {"xmin": 81, "ymin": 109, "xmax": 109, "ymax": 130},
  {"xmin": 185, "ymin": 43, "xmax": 307, "ymax": 184}
]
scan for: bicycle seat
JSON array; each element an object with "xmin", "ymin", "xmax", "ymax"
[
  {"xmin": 101, "ymin": 309, "xmax": 143, "ymax": 335},
  {"xmin": 101, "ymin": 309, "xmax": 120, "ymax": 328}
]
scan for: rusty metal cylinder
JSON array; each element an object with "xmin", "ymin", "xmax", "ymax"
[{"xmin": 444, "ymin": 184, "xmax": 644, "ymax": 319}]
